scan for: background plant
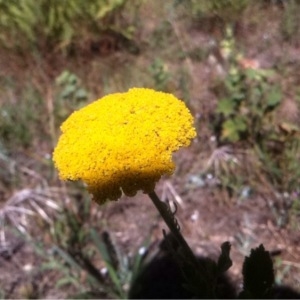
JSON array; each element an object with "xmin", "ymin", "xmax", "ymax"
[
  {"xmin": 214, "ymin": 66, "xmax": 282, "ymax": 145},
  {"xmin": 281, "ymin": 0, "xmax": 300, "ymax": 43},
  {"xmin": 4, "ymin": 189, "xmax": 149, "ymax": 299},
  {"xmin": 0, "ymin": 0, "xmax": 139, "ymax": 54},
  {"xmin": 149, "ymin": 58, "xmax": 172, "ymax": 92},
  {"xmin": 0, "ymin": 84, "xmax": 44, "ymax": 150},
  {"xmin": 208, "ymin": 27, "xmax": 300, "ymax": 225},
  {"xmin": 54, "ymin": 70, "xmax": 89, "ymax": 125},
  {"xmin": 174, "ymin": 0, "xmax": 250, "ymax": 23}
]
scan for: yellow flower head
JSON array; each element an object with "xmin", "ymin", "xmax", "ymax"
[{"xmin": 53, "ymin": 88, "xmax": 196, "ymax": 204}]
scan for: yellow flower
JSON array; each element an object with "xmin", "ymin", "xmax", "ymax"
[{"xmin": 53, "ymin": 88, "xmax": 196, "ymax": 204}]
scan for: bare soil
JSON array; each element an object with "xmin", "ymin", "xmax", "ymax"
[{"xmin": 1, "ymin": 1, "xmax": 300, "ymax": 298}]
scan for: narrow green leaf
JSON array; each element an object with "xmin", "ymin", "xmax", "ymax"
[
  {"xmin": 105, "ymin": 263, "xmax": 125, "ymax": 298},
  {"xmin": 41, "ymin": 261, "xmax": 68, "ymax": 272},
  {"xmin": 90, "ymin": 229, "xmax": 125, "ymax": 298},
  {"xmin": 90, "ymin": 229, "xmax": 112, "ymax": 265},
  {"xmin": 130, "ymin": 239, "xmax": 151, "ymax": 284},
  {"xmin": 56, "ymin": 276, "xmax": 80, "ymax": 289},
  {"xmin": 53, "ymin": 246, "xmax": 82, "ymax": 271}
]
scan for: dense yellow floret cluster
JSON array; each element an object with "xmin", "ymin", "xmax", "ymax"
[{"xmin": 53, "ymin": 88, "xmax": 196, "ymax": 204}]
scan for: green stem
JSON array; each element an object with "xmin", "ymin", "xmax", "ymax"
[
  {"xmin": 148, "ymin": 190, "xmax": 198, "ymax": 266},
  {"xmin": 147, "ymin": 190, "xmax": 215, "ymax": 298}
]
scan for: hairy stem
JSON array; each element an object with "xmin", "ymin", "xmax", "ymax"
[
  {"xmin": 148, "ymin": 190, "xmax": 198, "ymax": 265},
  {"xmin": 148, "ymin": 190, "xmax": 215, "ymax": 298}
]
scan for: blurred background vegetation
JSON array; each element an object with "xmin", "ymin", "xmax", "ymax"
[{"xmin": 0, "ymin": 0, "xmax": 300, "ymax": 298}]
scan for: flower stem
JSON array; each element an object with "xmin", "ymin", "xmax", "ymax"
[
  {"xmin": 147, "ymin": 190, "xmax": 215, "ymax": 298},
  {"xmin": 148, "ymin": 190, "xmax": 198, "ymax": 265}
]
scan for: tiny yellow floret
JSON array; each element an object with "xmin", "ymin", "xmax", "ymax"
[{"xmin": 53, "ymin": 88, "xmax": 196, "ymax": 204}]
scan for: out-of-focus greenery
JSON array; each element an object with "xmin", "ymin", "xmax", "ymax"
[
  {"xmin": 0, "ymin": 0, "xmax": 139, "ymax": 53},
  {"xmin": 215, "ymin": 66, "xmax": 281, "ymax": 144},
  {"xmin": 174, "ymin": 0, "xmax": 250, "ymax": 21},
  {"xmin": 54, "ymin": 70, "xmax": 89, "ymax": 124},
  {"xmin": 23, "ymin": 195, "xmax": 149, "ymax": 299},
  {"xmin": 0, "ymin": 84, "xmax": 43, "ymax": 149},
  {"xmin": 281, "ymin": 0, "xmax": 300, "ymax": 42},
  {"xmin": 149, "ymin": 58, "xmax": 171, "ymax": 92},
  {"xmin": 206, "ymin": 25, "xmax": 300, "ymax": 226}
]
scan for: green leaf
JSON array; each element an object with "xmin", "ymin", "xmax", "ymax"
[
  {"xmin": 90, "ymin": 229, "xmax": 125, "ymax": 298},
  {"xmin": 56, "ymin": 276, "xmax": 81, "ymax": 289},
  {"xmin": 130, "ymin": 238, "xmax": 151, "ymax": 284},
  {"xmin": 222, "ymin": 116, "xmax": 247, "ymax": 142},
  {"xmin": 266, "ymin": 87, "xmax": 281, "ymax": 111},
  {"xmin": 90, "ymin": 229, "xmax": 113, "ymax": 266},
  {"xmin": 75, "ymin": 88, "xmax": 88, "ymax": 100},
  {"xmin": 61, "ymin": 85, "xmax": 76, "ymax": 98},
  {"xmin": 217, "ymin": 98, "xmax": 236, "ymax": 116},
  {"xmin": 67, "ymin": 73, "xmax": 79, "ymax": 85},
  {"xmin": 96, "ymin": 0, "xmax": 125, "ymax": 19},
  {"xmin": 232, "ymin": 92, "xmax": 245, "ymax": 102},
  {"xmin": 56, "ymin": 70, "xmax": 71, "ymax": 85},
  {"xmin": 41, "ymin": 261, "xmax": 67, "ymax": 272},
  {"xmin": 52, "ymin": 246, "xmax": 82, "ymax": 271},
  {"xmin": 222, "ymin": 119, "xmax": 239, "ymax": 142},
  {"xmin": 245, "ymin": 68, "xmax": 260, "ymax": 80},
  {"xmin": 234, "ymin": 116, "xmax": 247, "ymax": 131}
]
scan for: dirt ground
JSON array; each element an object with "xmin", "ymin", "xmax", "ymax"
[
  {"xmin": 101, "ymin": 145, "xmax": 300, "ymax": 293},
  {"xmin": 1, "ymin": 1, "xmax": 300, "ymax": 298}
]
